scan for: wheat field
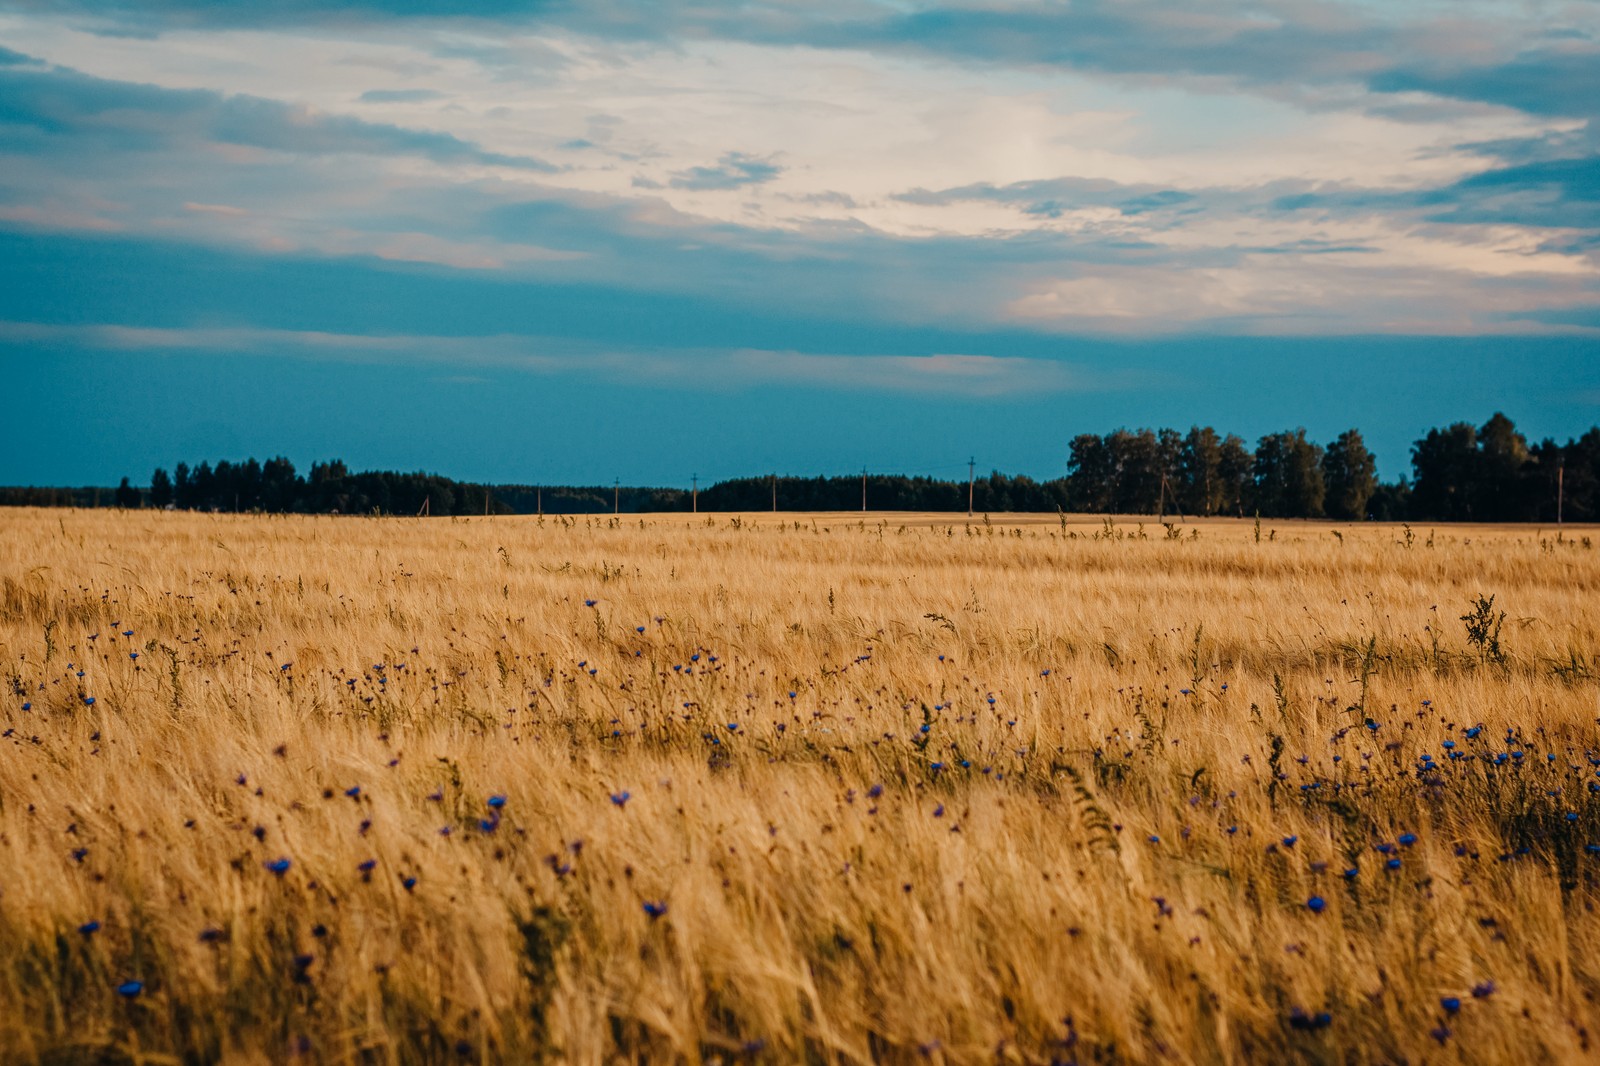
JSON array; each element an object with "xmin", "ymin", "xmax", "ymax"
[{"xmin": 1, "ymin": 507, "xmax": 1598, "ymax": 1064}]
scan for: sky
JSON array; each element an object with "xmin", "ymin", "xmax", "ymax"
[{"xmin": 2, "ymin": 0, "xmax": 1598, "ymax": 488}]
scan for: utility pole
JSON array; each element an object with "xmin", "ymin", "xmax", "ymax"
[
  {"xmin": 536, "ymin": 486, "xmax": 542, "ymax": 516},
  {"xmin": 1558, "ymin": 459, "xmax": 1565, "ymax": 524},
  {"xmin": 968, "ymin": 456, "xmax": 975, "ymax": 517},
  {"xmin": 613, "ymin": 479, "xmax": 619, "ymax": 515},
  {"xmin": 771, "ymin": 473, "xmax": 777, "ymax": 513},
  {"xmin": 692, "ymin": 473, "xmax": 698, "ymax": 514},
  {"xmin": 861, "ymin": 467, "xmax": 868, "ymax": 512}
]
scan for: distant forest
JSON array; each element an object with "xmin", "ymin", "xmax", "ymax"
[{"xmin": 4, "ymin": 413, "xmax": 1597, "ymax": 522}]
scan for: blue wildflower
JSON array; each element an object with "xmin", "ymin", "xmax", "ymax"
[
  {"xmin": 1307, "ymin": 896, "xmax": 1326, "ymax": 914},
  {"xmin": 487, "ymin": 795, "xmax": 507, "ymax": 809},
  {"xmin": 117, "ymin": 981, "xmax": 143, "ymax": 998},
  {"xmin": 265, "ymin": 858, "xmax": 291, "ymax": 875},
  {"xmin": 643, "ymin": 900, "xmax": 668, "ymax": 919},
  {"xmin": 1399, "ymin": 833, "xmax": 1417, "ymax": 846},
  {"xmin": 867, "ymin": 784, "xmax": 883, "ymax": 799},
  {"xmin": 610, "ymin": 791, "xmax": 631, "ymax": 808},
  {"xmin": 78, "ymin": 920, "xmax": 101, "ymax": 936},
  {"xmin": 1441, "ymin": 997, "xmax": 1461, "ymax": 1014}
]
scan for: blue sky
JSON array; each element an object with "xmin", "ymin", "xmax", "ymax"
[{"xmin": 2, "ymin": 0, "xmax": 1598, "ymax": 487}]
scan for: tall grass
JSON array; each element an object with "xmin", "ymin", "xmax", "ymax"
[{"xmin": 1, "ymin": 509, "xmax": 1598, "ymax": 1063}]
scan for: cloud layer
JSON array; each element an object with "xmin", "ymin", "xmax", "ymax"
[{"xmin": 1, "ymin": 0, "xmax": 1597, "ymax": 482}]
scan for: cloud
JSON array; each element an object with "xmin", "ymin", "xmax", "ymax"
[
  {"xmin": 668, "ymin": 151, "xmax": 781, "ymax": 191},
  {"xmin": 0, "ymin": 44, "xmax": 44, "ymax": 65},
  {"xmin": 0, "ymin": 319, "xmax": 1083, "ymax": 396},
  {"xmin": 358, "ymin": 87, "xmax": 446, "ymax": 103},
  {"xmin": 1369, "ymin": 47, "xmax": 1600, "ymax": 120},
  {"xmin": 0, "ymin": 60, "xmax": 554, "ymax": 170}
]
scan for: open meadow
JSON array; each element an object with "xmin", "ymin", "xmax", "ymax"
[{"xmin": 3, "ymin": 507, "xmax": 1600, "ymax": 1065}]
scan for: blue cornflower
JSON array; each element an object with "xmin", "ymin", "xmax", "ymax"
[
  {"xmin": 265, "ymin": 858, "xmax": 291, "ymax": 875},
  {"xmin": 643, "ymin": 900, "xmax": 668, "ymax": 919},
  {"xmin": 1385, "ymin": 857, "xmax": 1401, "ymax": 871},
  {"xmin": 345, "ymin": 786, "xmax": 361, "ymax": 798},
  {"xmin": 1399, "ymin": 833, "xmax": 1417, "ymax": 846},
  {"xmin": 933, "ymin": 804, "xmax": 945, "ymax": 817},
  {"xmin": 358, "ymin": 859, "xmax": 377, "ymax": 873},
  {"xmin": 402, "ymin": 876, "xmax": 417, "ymax": 891},
  {"xmin": 725, "ymin": 723, "xmax": 738, "ymax": 732},
  {"xmin": 1465, "ymin": 726, "xmax": 1481, "ymax": 739},
  {"xmin": 1472, "ymin": 981, "xmax": 1495, "ymax": 998},
  {"xmin": 1307, "ymin": 896, "xmax": 1326, "ymax": 914},
  {"xmin": 117, "ymin": 981, "xmax": 143, "ymax": 998},
  {"xmin": 83, "ymin": 696, "xmax": 95, "ymax": 706},
  {"xmin": 1282, "ymin": 835, "xmax": 1298, "ymax": 848},
  {"xmin": 1288, "ymin": 1008, "xmax": 1331, "ymax": 1031},
  {"xmin": 584, "ymin": 599, "xmax": 596, "ymax": 607},
  {"xmin": 487, "ymin": 795, "xmax": 507, "ymax": 809},
  {"xmin": 1441, "ymin": 997, "xmax": 1461, "ymax": 1014},
  {"xmin": 611, "ymin": 791, "xmax": 631, "ymax": 808},
  {"xmin": 1343, "ymin": 867, "xmax": 1359, "ymax": 879},
  {"xmin": 919, "ymin": 723, "xmax": 931, "ymax": 734},
  {"xmin": 79, "ymin": 920, "xmax": 101, "ymax": 936},
  {"xmin": 867, "ymin": 784, "xmax": 883, "ymax": 798}
]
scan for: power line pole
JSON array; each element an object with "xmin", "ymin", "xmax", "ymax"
[
  {"xmin": 968, "ymin": 456, "xmax": 975, "ymax": 517},
  {"xmin": 861, "ymin": 467, "xmax": 868, "ymax": 512},
  {"xmin": 692, "ymin": 473, "xmax": 698, "ymax": 514},
  {"xmin": 771, "ymin": 473, "xmax": 777, "ymax": 513},
  {"xmin": 1558, "ymin": 459, "xmax": 1565, "ymax": 524},
  {"xmin": 536, "ymin": 486, "xmax": 542, "ymax": 516},
  {"xmin": 613, "ymin": 479, "xmax": 619, "ymax": 515}
]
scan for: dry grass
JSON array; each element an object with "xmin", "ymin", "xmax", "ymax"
[{"xmin": 2, "ymin": 507, "xmax": 1599, "ymax": 1064}]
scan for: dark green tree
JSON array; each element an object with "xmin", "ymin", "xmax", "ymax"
[
  {"xmin": 1321, "ymin": 429, "xmax": 1377, "ymax": 520},
  {"xmin": 1217, "ymin": 434, "xmax": 1253, "ymax": 516},
  {"xmin": 1253, "ymin": 429, "xmax": 1325, "ymax": 518},
  {"xmin": 150, "ymin": 468, "xmax": 173, "ymax": 509},
  {"xmin": 1410, "ymin": 422, "xmax": 1479, "ymax": 520},
  {"xmin": 1179, "ymin": 426, "xmax": 1223, "ymax": 515},
  {"xmin": 114, "ymin": 476, "xmax": 140, "ymax": 508}
]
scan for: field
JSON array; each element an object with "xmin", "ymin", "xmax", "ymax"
[{"xmin": 2, "ymin": 508, "xmax": 1599, "ymax": 1065}]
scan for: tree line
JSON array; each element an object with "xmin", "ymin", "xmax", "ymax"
[{"xmin": 3, "ymin": 413, "xmax": 1596, "ymax": 521}]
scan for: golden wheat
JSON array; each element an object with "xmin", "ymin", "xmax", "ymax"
[{"xmin": 1, "ymin": 508, "xmax": 1598, "ymax": 1064}]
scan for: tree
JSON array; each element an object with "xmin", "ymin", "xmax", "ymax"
[
  {"xmin": 1321, "ymin": 429, "xmax": 1377, "ymax": 520},
  {"xmin": 1217, "ymin": 434, "xmax": 1253, "ymax": 516},
  {"xmin": 1179, "ymin": 426, "xmax": 1223, "ymax": 515},
  {"xmin": 1067, "ymin": 433, "xmax": 1114, "ymax": 512},
  {"xmin": 1475, "ymin": 412, "xmax": 1532, "ymax": 520},
  {"xmin": 150, "ymin": 468, "xmax": 173, "ymax": 509},
  {"xmin": 1253, "ymin": 429, "xmax": 1325, "ymax": 518},
  {"xmin": 114, "ymin": 476, "xmax": 140, "ymax": 509},
  {"xmin": 1410, "ymin": 422, "xmax": 1479, "ymax": 520}
]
